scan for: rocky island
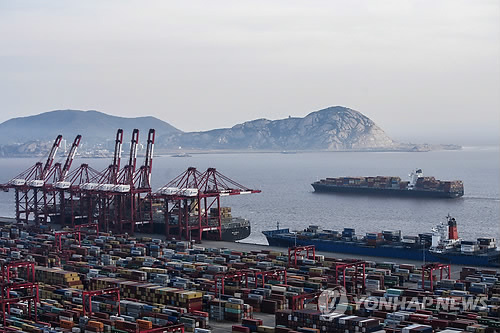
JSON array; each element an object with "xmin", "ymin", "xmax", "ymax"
[{"xmin": 0, "ymin": 106, "xmax": 460, "ymax": 157}]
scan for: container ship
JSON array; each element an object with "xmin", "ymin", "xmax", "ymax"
[
  {"xmin": 263, "ymin": 216, "xmax": 499, "ymax": 267},
  {"xmin": 312, "ymin": 169, "xmax": 464, "ymax": 198},
  {"xmin": 50, "ymin": 204, "xmax": 251, "ymax": 242},
  {"xmin": 153, "ymin": 206, "xmax": 251, "ymax": 242}
]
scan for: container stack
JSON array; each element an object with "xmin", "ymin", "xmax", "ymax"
[
  {"xmin": 30, "ymin": 266, "xmax": 83, "ymax": 289},
  {"xmin": 1, "ymin": 219, "xmax": 500, "ymax": 333},
  {"xmin": 225, "ymin": 298, "xmax": 245, "ymax": 322}
]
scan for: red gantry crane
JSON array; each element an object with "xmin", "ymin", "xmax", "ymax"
[
  {"xmin": 155, "ymin": 167, "xmax": 260, "ymax": 242},
  {"xmin": 5, "ymin": 135, "xmax": 63, "ymax": 224},
  {"xmin": 91, "ymin": 129, "xmax": 155, "ymax": 234},
  {"xmin": 0, "ymin": 261, "xmax": 39, "ymax": 326},
  {"xmin": 93, "ymin": 129, "xmax": 124, "ymax": 231},
  {"xmin": 41, "ymin": 135, "xmax": 82, "ymax": 224},
  {"xmin": 55, "ymin": 129, "xmax": 123, "ymax": 228},
  {"xmin": 107, "ymin": 128, "xmax": 155, "ymax": 234}
]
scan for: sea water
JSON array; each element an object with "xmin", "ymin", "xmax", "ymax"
[{"xmin": 0, "ymin": 146, "xmax": 498, "ymax": 245}]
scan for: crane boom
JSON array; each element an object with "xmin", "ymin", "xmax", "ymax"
[
  {"xmin": 41, "ymin": 135, "xmax": 63, "ymax": 179},
  {"xmin": 144, "ymin": 129, "xmax": 155, "ymax": 185},
  {"xmin": 60, "ymin": 135, "xmax": 81, "ymax": 181},
  {"xmin": 113, "ymin": 129, "xmax": 124, "ymax": 171},
  {"xmin": 128, "ymin": 129, "xmax": 139, "ymax": 174}
]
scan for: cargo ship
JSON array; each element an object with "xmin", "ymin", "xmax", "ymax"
[
  {"xmin": 312, "ymin": 169, "xmax": 464, "ymax": 198},
  {"xmin": 50, "ymin": 204, "xmax": 251, "ymax": 242},
  {"xmin": 263, "ymin": 216, "xmax": 499, "ymax": 267},
  {"xmin": 152, "ymin": 206, "xmax": 251, "ymax": 242}
]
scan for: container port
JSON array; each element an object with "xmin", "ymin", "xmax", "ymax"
[{"xmin": 0, "ymin": 131, "xmax": 499, "ymax": 332}]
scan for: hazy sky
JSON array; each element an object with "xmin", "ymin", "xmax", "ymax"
[{"xmin": 1, "ymin": 0, "xmax": 499, "ymax": 144}]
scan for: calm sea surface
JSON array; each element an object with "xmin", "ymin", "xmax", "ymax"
[{"xmin": 1, "ymin": 147, "xmax": 499, "ymax": 244}]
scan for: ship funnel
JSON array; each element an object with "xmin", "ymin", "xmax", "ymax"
[{"xmin": 447, "ymin": 216, "xmax": 459, "ymax": 240}]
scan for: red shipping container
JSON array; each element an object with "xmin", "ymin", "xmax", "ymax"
[{"xmin": 232, "ymin": 325, "xmax": 250, "ymax": 333}]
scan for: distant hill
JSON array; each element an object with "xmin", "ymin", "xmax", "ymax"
[
  {"xmin": 159, "ymin": 106, "xmax": 397, "ymax": 150},
  {"xmin": 0, "ymin": 110, "xmax": 181, "ymax": 146},
  {"xmin": 0, "ymin": 107, "xmax": 460, "ymax": 156}
]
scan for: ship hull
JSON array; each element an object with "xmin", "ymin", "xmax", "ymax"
[
  {"xmin": 312, "ymin": 183, "xmax": 463, "ymax": 198},
  {"xmin": 210, "ymin": 225, "xmax": 251, "ymax": 242},
  {"xmin": 152, "ymin": 222, "xmax": 251, "ymax": 242},
  {"xmin": 263, "ymin": 230, "xmax": 499, "ymax": 267}
]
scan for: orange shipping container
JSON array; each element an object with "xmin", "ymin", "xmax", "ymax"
[
  {"xmin": 87, "ymin": 320, "xmax": 104, "ymax": 330},
  {"xmin": 60, "ymin": 319, "xmax": 74, "ymax": 329},
  {"xmin": 137, "ymin": 319, "xmax": 153, "ymax": 329}
]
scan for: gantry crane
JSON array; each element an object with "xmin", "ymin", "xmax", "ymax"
[
  {"xmin": 111, "ymin": 129, "xmax": 155, "ymax": 234},
  {"xmin": 41, "ymin": 135, "xmax": 82, "ymax": 224},
  {"xmin": 6, "ymin": 135, "xmax": 63, "ymax": 224},
  {"xmin": 94, "ymin": 129, "xmax": 124, "ymax": 231},
  {"xmin": 56, "ymin": 130, "xmax": 123, "ymax": 227},
  {"xmin": 155, "ymin": 167, "xmax": 260, "ymax": 241},
  {"xmin": 0, "ymin": 262, "xmax": 38, "ymax": 325}
]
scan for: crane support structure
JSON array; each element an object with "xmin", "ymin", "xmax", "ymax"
[
  {"xmin": 214, "ymin": 269, "xmax": 287, "ymax": 295},
  {"xmin": 54, "ymin": 223, "xmax": 99, "ymax": 251},
  {"xmin": 0, "ymin": 262, "xmax": 39, "ymax": 325},
  {"xmin": 331, "ymin": 260, "xmax": 366, "ymax": 292},
  {"xmin": 288, "ymin": 245, "xmax": 316, "ymax": 268},
  {"xmin": 81, "ymin": 288, "xmax": 120, "ymax": 318},
  {"xmin": 5, "ymin": 135, "xmax": 63, "ymax": 224},
  {"xmin": 57, "ymin": 163, "xmax": 103, "ymax": 226},
  {"xmin": 421, "ymin": 263, "xmax": 450, "ymax": 291}
]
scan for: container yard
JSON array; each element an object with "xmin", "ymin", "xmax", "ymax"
[{"xmin": 0, "ymin": 220, "xmax": 499, "ymax": 333}]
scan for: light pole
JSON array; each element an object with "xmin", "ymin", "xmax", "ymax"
[{"xmin": 292, "ymin": 230, "xmax": 298, "ymax": 247}]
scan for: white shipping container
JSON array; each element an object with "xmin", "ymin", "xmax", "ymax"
[
  {"xmin": 97, "ymin": 184, "xmax": 114, "ymax": 191},
  {"xmin": 159, "ymin": 187, "xmax": 180, "ymax": 195},
  {"xmin": 81, "ymin": 183, "xmax": 99, "ymax": 190},
  {"xmin": 9, "ymin": 179, "xmax": 26, "ymax": 186},
  {"xmin": 182, "ymin": 188, "xmax": 198, "ymax": 197},
  {"xmin": 113, "ymin": 185, "xmax": 130, "ymax": 193},
  {"xmin": 55, "ymin": 181, "xmax": 71, "ymax": 189},
  {"xmin": 27, "ymin": 180, "xmax": 44, "ymax": 187}
]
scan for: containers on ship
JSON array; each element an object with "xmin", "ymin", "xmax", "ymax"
[
  {"xmin": 382, "ymin": 230, "xmax": 401, "ymax": 242},
  {"xmin": 365, "ymin": 232, "xmax": 383, "ymax": 246},
  {"xmin": 342, "ymin": 228, "xmax": 355, "ymax": 239},
  {"xmin": 461, "ymin": 240, "xmax": 479, "ymax": 253},
  {"xmin": 312, "ymin": 170, "xmax": 464, "ymax": 198}
]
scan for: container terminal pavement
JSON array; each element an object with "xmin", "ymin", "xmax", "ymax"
[{"xmin": 0, "ymin": 222, "xmax": 499, "ymax": 333}]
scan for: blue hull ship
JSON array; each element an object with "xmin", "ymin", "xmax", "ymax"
[{"xmin": 263, "ymin": 220, "xmax": 500, "ymax": 268}]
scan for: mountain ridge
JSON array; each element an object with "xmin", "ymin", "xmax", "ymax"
[
  {"xmin": 0, "ymin": 107, "xmax": 460, "ymax": 156},
  {"xmin": 0, "ymin": 109, "xmax": 181, "ymax": 145},
  {"xmin": 159, "ymin": 106, "xmax": 396, "ymax": 150}
]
